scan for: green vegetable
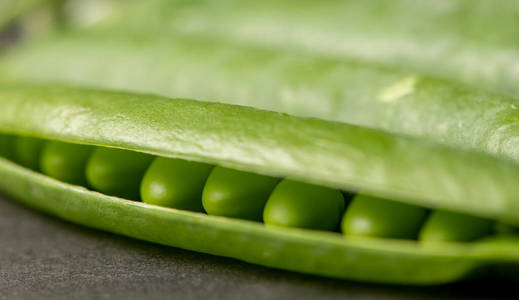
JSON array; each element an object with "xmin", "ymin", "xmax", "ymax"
[
  {"xmin": 92, "ymin": 0, "xmax": 519, "ymax": 96},
  {"xmin": 4, "ymin": 155, "xmax": 513, "ymax": 285},
  {"xmin": 0, "ymin": 134, "xmax": 15, "ymax": 160},
  {"xmin": 202, "ymin": 166, "xmax": 279, "ymax": 221},
  {"xmin": 86, "ymin": 147, "xmax": 153, "ymax": 200},
  {"xmin": 40, "ymin": 140, "xmax": 93, "ymax": 185},
  {"xmin": 1, "ymin": 84, "xmax": 519, "ymax": 284},
  {"xmin": 342, "ymin": 195, "xmax": 427, "ymax": 239},
  {"xmin": 5, "ymin": 33, "xmax": 519, "ymax": 166},
  {"xmin": 494, "ymin": 223, "xmax": 519, "ymax": 236},
  {"xmin": 13, "ymin": 136, "xmax": 44, "ymax": 170},
  {"xmin": 420, "ymin": 211, "xmax": 495, "ymax": 242},
  {"xmin": 141, "ymin": 157, "xmax": 213, "ymax": 211},
  {"xmin": 263, "ymin": 179, "xmax": 344, "ymax": 230}
]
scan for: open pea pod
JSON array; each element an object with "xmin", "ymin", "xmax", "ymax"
[
  {"xmin": 3, "ymin": 33, "xmax": 519, "ymax": 164},
  {"xmin": 1, "ymin": 83, "xmax": 519, "ymax": 285}
]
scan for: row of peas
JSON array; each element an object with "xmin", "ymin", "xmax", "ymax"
[{"xmin": 0, "ymin": 135, "xmax": 509, "ymax": 242}]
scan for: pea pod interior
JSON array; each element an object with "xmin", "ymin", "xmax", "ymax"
[{"xmin": 1, "ymin": 84, "xmax": 519, "ymax": 284}]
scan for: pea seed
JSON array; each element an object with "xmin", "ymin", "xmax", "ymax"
[
  {"xmin": 0, "ymin": 134, "xmax": 15, "ymax": 160},
  {"xmin": 40, "ymin": 141, "xmax": 93, "ymax": 185},
  {"xmin": 342, "ymin": 195, "xmax": 427, "ymax": 239},
  {"xmin": 494, "ymin": 223, "xmax": 519, "ymax": 236},
  {"xmin": 263, "ymin": 179, "xmax": 344, "ymax": 230},
  {"xmin": 86, "ymin": 147, "xmax": 153, "ymax": 200},
  {"xmin": 419, "ymin": 210, "xmax": 494, "ymax": 242},
  {"xmin": 202, "ymin": 167, "xmax": 280, "ymax": 221},
  {"xmin": 13, "ymin": 136, "xmax": 45, "ymax": 170},
  {"xmin": 141, "ymin": 157, "xmax": 213, "ymax": 211}
]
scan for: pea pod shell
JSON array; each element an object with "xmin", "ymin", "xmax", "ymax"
[
  {"xmin": 1, "ymin": 84, "xmax": 519, "ymax": 221},
  {"xmin": 91, "ymin": 0, "xmax": 519, "ymax": 96},
  {"xmin": 2, "ymin": 154, "xmax": 519, "ymax": 285},
  {"xmin": 1, "ymin": 84, "xmax": 519, "ymax": 284},
  {"xmin": 4, "ymin": 33, "xmax": 519, "ymax": 165}
]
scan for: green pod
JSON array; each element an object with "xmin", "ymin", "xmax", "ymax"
[
  {"xmin": 86, "ymin": 147, "xmax": 153, "ymax": 200},
  {"xmin": 141, "ymin": 157, "xmax": 213, "ymax": 211},
  {"xmin": 202, "ymin": 166, "xmax": 279, "ymax": 221},
  {"xmin": 263, "ymin": 179, "xmax": 344, "ymax": 230},
  {"xmin": 13, "ymin": 136, "xmax": 44, "ymax": 170},
  {"xmin": 40, "ymin": 140, "xmax": 93, "ymax": 185},
  {"xmin": 2, "ymin": 85, "xmax": 519, "ymax": 284},
  {"xmin": 92, "ymin": 0, "xmax": 519, "ymax": 96},
  {"xmin": 342, "ymin": 195, "xmax": 427, "ymax": 239},
  {"xmin": 6, "ymin": 33, "xmax": 519, "ymax": 165},
  {"xmin": 420, "ymin": 211, "xmax": 495, "ymax": 243}
]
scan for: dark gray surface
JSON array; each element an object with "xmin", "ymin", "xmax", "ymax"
[{"xmin": 0, "ymin": 195, "xmax": 515, "ymax": 300}]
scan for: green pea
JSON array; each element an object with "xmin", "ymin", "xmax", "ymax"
[
  {"xmin": 263, "ymin": 179, "xmax": 344, "ymax": 230},
  {"xmin": 0, "ymin": 134, "xmax": 15, "ymax": 160},
  {"xmin": 13, "ymin": 136, "xmax": 45, "ymax": 170},
  {"xmin": 141, "ymin": 157, "xmax": 213, "ymax": 211},
  {"xmin": 419, "ymin": 210, "xmax": 494, "ymax": 242},
  {"xmin": 202, "ymin": 167, "xmax": 280, "ymax": 221},
  {"xmin": 494, "ymin": 223, "xmax": 519, "ymax": 236},
  {"xmin": 86, "ymin": 147, "xmax": 153, "ymax": 200},
  {"xmin": 40, "ymin": 141, "xmax": 94, "ymax": 185},
  {"xmin": 342, "ymin": 195, "xmax": 427, "ymax": 239}
]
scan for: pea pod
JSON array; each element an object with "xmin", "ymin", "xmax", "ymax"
[
  {"xmin": 5, "ymin": 33, "xmax": 519, "ymax": 165},
  {"xmin": 85, "ymin": 0, "xmax": 519, "ymax": 97},
  {"xmin": 8, "ymin": 0, "xmax": 519, "ymax": 96},
  {"xmin": 1, "ymin": 84, "xmax": 519, "ymax": 285}
]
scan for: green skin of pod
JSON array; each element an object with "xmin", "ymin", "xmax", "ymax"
[
  {"xmin": 141, "ymin": 157, "xmax": 213, "ymax": 212},
  {"xmin": 202, "ymin": 166, "xmax": 280, "ymax": 221},
  {"xmin": 86, "ymin": 147, "xmax": 153, "ymax": 200},
  {"xmin": 40, "ymin": 141, "xmax": 94, "ymax": 186},
  {"xmin": 419, "ymin": 210, "xmax": 495, "ymax": 242},
  {"xmin": 342, "ymin": 195, "xmax": 427, "ymax": 239},
  {"xmin": 263, "ymin": 179, "xmax": 345, "ymax": 230},
  {"xmin": 13, "ymin": 136, "xmax": 44, "ymax": 171},
  {"xmin": 0, "ymin": 135, "xmax": 15, "ymax": 160}
]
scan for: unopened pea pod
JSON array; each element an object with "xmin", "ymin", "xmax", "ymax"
[
  {"xmin": 93, "ymin": 0, "xmax": 519, "ymax": 97},
  {"xmin": 2, "ymin": 85, "xmax": 519, "ymax": 284},
  {"xmin": 202, "ymin": 166, "xmax": 279, "ymax": 221},
  {"xmin": 40, "ymin": 141, "xmax": 94, "ymax": 185},
  {"xmin": 141, "ymin": 157, "xmax": 213, "ymax": 212},
  {"xmin": 419, "ymin": 211, "xmax": 495, "ymax": 243}
]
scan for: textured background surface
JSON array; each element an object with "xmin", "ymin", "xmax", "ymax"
[{"xmin": 0, "ymin": 195, "xmax": 516, "ymax": 300}]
